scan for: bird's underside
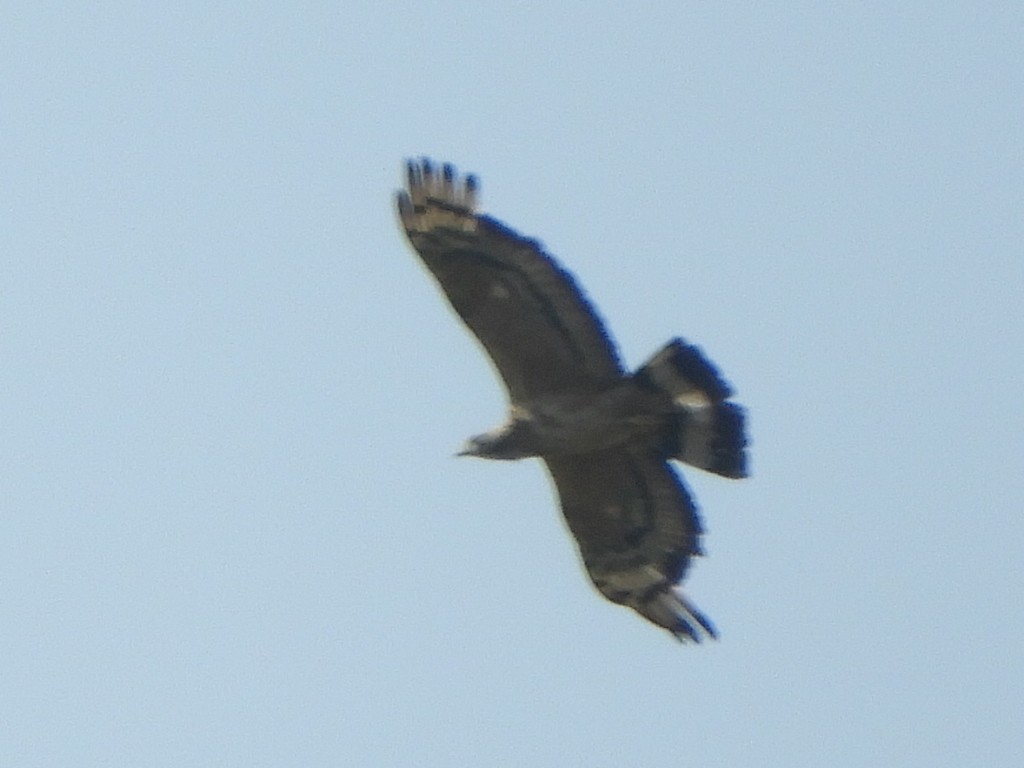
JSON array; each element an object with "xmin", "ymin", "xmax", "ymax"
[{"xmin": 397, "ymin": 159, "xmax": 748, "ymax": 643}]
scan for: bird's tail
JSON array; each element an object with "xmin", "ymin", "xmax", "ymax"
[{"xmin": 634, "ymin": 339, "xmax": 748, "ymax": 479}]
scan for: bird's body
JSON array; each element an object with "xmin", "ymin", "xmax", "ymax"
[
  {"xmin": 462, "ymin": 385, "xmax": 670, "ymax": 459},
  {"xmin": 396, "ymin": 160, "xmax": 748, "ymax": 642}
]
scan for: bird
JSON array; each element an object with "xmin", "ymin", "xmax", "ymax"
[{"xmin": 395, "ymin": 159, "xmax": 748, "ymax": 642}]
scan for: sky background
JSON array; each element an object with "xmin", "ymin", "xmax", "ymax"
[{"xmin": 2, "ymin": 2, "xmax": 1022, "ymax": 766}]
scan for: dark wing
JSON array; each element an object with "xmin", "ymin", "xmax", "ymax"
[
  {"xmin": 397, "ymin": 159, "xmax": 623, "ymax": 402},
  {"xmin": 544, "ymin": 449, "xmax": 717, "ymax": 642}
]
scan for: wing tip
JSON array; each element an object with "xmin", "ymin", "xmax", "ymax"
[
  {"xmin": 396, "ymin": 190, "xmax": 415, "ymax": 230},
  {"xmin": 397, "ymin": 157, "xmax": 480, "ymax": 235},
  {"xmin": 597, "ymin": 577, "xmax": 718, "ymax": 644},
  {"xmin": 644, "ymin": 588, "xmax": 719, "ymax": 644}
]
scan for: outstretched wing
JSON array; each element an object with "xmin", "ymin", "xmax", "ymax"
[
  {"xmin": 544, "ymin": 449, "xmax": 717, "ymax": 642},
  {"xmin": 397, "ymin": 159, "xmax": 623, "ymax": 402}
]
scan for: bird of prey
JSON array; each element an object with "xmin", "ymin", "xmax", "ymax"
[{"xmin": 396, "ymin": 159, "xmax": 748, "ymax": 642}]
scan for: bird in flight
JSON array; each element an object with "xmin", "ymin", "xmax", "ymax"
[{"xmin": 396, "ymin": 159, "xmax": 748, "ymax": 642}]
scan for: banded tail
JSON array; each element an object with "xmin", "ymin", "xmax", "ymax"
[{"xmin": 635, "ymin": 339, "xmax": 749, "ymax": 479}]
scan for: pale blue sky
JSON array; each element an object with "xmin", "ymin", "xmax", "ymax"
[{"xmin": 2, "ymin": 2, "xmax": 1022, "ymax": 766}]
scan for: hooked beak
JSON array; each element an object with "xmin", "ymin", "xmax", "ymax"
[{"xmin": 455, "ymin": 440, "xmax": 478, "ymax": 458}]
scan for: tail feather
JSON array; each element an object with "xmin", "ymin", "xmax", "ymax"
[
  {"xmin": 676, "ymin": 401, "xmax": 748, "ymax": 479},
  {"xmin": 635, "ymin": 338, "xmax": 749, "ymax": 479},
  {"xmin": 638, "ymin": 337, "xmax": 734, "ymax": 402}
]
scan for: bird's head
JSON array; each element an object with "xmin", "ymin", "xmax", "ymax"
[{"xmin": 457, "ymin": 423, "xmax": 534, "ymax": 461}]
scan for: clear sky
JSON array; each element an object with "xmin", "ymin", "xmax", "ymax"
[{"xmin": 2, "ymin": 2, "xmax": 1022, "ymax": 766}]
